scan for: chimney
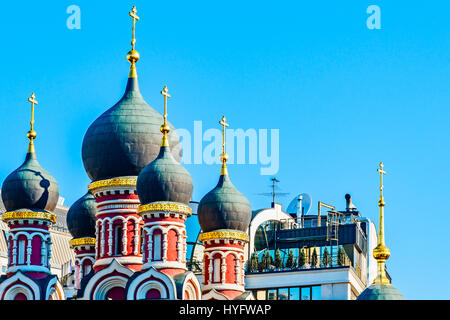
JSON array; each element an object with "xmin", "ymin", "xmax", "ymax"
[{"xmin": 345, "ymin": 194, "xmax": 352, "ymax": 211}]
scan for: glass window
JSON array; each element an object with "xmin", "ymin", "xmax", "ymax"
[
  {"xmin": 267, "ymin": 289, "xmax": 277, "ymax": 300},
  {"xmin": 312, "ymin": 286, "xmax": 321, "ymax": 300},
  {"xmin": 278, "ymin": 288, "xmax": 289, "ymax": 300},
  {"xmin": 256, "ymin": 290, "xmax": 266, "ymax": 300},
  {"xmin": 301, "ymin": 287, "xmax": 311, "ymax": 300},
  {"xmin": 18, "ymin": 239, "xmax": 26, "ymax": 264},
  {"xmin": 289, "ymin": 287, "xmax": 300, "ymax": 300}
]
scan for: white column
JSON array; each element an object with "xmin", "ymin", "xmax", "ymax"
[
  {"xmin": 26, "ymin": 238, "xmax": 32, "ymax": 265},
  {"xmin": 235, "ymin": 257, "xmax": 241, "ymax": 285},
  {"xmin": 221, "ymin": 256, "xmax": 227, "ymax": 284},
  {"xmin": 147, "ymin": 232, "xmax": 153, "ymax": 263},
  {"xmin": 100, "ymin": 220, "xmax": 105, "ymax": 257},
  {"xmin": 107, "ymin": 223, "xmax": 113, "ymax": 256},
  {"xmin": 122, "ymin": 220, "xmax": 128, "ymax": 255},
  {"xmin": 162, "ymin": 230, "xmax": 168, "ymax": 262},
  {"xmin": 12, "ymin": 238, "xmax": 17, "ymax": 265},
  {"xmin": 134, "ymin": 220, "xmax": 140, "ymax": 255},
  {"xmin": 207, "ymin": 255, "xmax": 213, "ymax": 285}
]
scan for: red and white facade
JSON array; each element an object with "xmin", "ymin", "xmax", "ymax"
[
  {"xmin": 125, "ymin": 201, "xmax": 201, "ymax": 300},
  {"xmin": 199, "ymin": 230, "xmax": 250, "ymax": 300},
  {"xmin": 70, "ymin": 237, "xmax": 95, "ymax": 290},
  {"xmin": 0, "ymin": 210, "xmax": 65, "ymax": 300},
  {"xmin": 89, "ymin": 178, "xmax": 143, "ymax": 272}
]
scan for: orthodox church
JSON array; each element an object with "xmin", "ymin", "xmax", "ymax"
[
  {"xmin": 0, "ymin": 6, "xmax": 403, "ymax": 301},
  {"xmin": 0, "ymin": 6, "xmax": 252, "ymax": 301}
]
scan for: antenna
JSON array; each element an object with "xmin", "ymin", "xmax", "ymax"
[{"xmin": 257, "ymin": 177, "xmax": 289, "ymax": 206}]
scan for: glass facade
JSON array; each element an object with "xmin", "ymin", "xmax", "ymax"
[{"xmin": 253, "ymin": 285, "xmax": 321, "ymax": 300}]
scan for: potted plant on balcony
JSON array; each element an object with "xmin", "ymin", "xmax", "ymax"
[
  {"xmin": 311, "ymin": 248, "xmax": 318, "ymax": 268},
  {"xmin": 298, "ymin": 249, "xmax": 306, "ymax": 269},
  {"xmin": 286, "ymin": 250, "xmax": 294, "ymax": 270},
  {"xmin": 322, "ymin": 247, "xmax": 330, "ymax": 267},
  {"xmin": 274, "ymin": 249, "xmax": 283, "ymax": 270}
]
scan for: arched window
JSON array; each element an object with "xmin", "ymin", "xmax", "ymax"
[
  {"xmin": 213, "ymin": 257, "xmax": 221, "ymax": 283},
  {"xmin": 114, "ymin": 224, "xmax": 123, "ymax": 256},
  {"xmin": 18, "ymin": 238, "xmax": 26, "ymax": 265},
  {"xmin": 153, "ymin": 232, "xmax": 162, "ymax": 261}
]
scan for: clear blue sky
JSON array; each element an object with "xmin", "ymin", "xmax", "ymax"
[{"xmin": 0, "ymin": 1, "xmax": 448, "ymax": 299}]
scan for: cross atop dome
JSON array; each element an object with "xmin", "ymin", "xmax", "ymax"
[
  {"xmin": 219, "ymin": 115, "xmax": 229, "ymax": 175},
  {"xmin": 127, "ymin": 5, "xmax": 140, "ymax": 78},
  {"xmin": 160, "ymin": 85, "xmax": 171, "ymax": 146},
  {"xmin": 27, "ymin": 92, "xmax": 38, "ymax": 153}
]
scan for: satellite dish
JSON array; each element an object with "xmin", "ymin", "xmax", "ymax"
[{"xmin": 286, "ymin": 193, "xmax": 312, "ymax": 216}]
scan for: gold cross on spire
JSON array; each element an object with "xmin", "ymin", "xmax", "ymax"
[
  {"xmin": 219, "ymin": 116, "xmax": 229, "ymax": 175},
  {"xmin": 129, "ymin": 6, "xmax": 140, "ymax": 50},
  {"xmin": 26, "ymin": 92, "xmax": 38, "ymax": 153},
  {"xmin": 372, "ymin": 161, "xmax": 391, "ymax": 285},
  {"xmin": 127, "ymin": 6, "xmax": 140, "ymax": 78},
  {"xmin": 160, "ymin": 86, "xmax": 171, "ymax": 147}
]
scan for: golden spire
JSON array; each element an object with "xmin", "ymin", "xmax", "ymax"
[
  {"xmin": 160, "ymin": 86, "xmax": 171, "ymax": 147},
  {"xmin": 372, "ymin": 161, "xmax": 391, "ymax": 285},
  {"xmin": 26, "ymin": 92, "xmax": 38, "ymax": 153},
  {"xmin": 127, "ymin": 6, "xmax": 140, "ymax": 78},
  {"xmin": 219, "ymin": 116, "xmax": 229, "ymax": 176}
]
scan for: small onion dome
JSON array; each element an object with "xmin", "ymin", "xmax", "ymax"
[
  {"xmin": 66, "ymin": 192, "xmax": 97, "ymax": 239},
  {"xmin": 137, "ymin": 145, "xmax": 193, "ymax": 205},
  {"xmin": 81, "ymin": 77, "xmax": 182, "ymax": 181},
  {"xmin": 357, "ymin": 284, "xmax": 405, "ymax": 300},
  {"xmin": 1, "ymin": 151, "xmax": 59, "ymax": 212},
  {"xmin": 197, "ymin": 174, "xmax": 251, "ymax": 233}
]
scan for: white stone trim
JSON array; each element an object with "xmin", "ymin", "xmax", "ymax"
[
  {"xmin": 81, "ymin": 259, "xmax": 134, "ymax": 300},
  {"xmin": 93, "ymin": 256, "xmax": 142, "ymax": 268},
  {"xmin": 0, "ymin": 272, "xmax": 41, "ymax": 300},
  {"xmin": 126, "ymin": 267, "xmax": 176, "ymax": 300}
]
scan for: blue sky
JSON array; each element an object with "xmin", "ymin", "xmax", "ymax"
[{"xmin": 0, "ymin": 1, "xmax": 449, "ymax": 299}]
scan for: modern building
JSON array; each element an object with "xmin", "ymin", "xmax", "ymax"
[{"xmin": 0, "ymin": 6, "xmax": 404, "ymax": 301}]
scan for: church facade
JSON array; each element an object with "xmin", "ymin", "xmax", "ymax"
[{"xmin": 0, "ymin": 6, "xmax": 253, "ymax": 301}]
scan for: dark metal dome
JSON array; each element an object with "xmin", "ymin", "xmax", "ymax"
[
  {"xmin": 66, "ymin": 192, "xmax": 97, "ymax": 239},
  {"xmin": 357, "ymin": 284, "xmax": 405, "ymax": 300},
  {"xmin": 1, "ymin": 151, "xmax": 59, "ymax": 212},
  {"xmin": 197, "ymin": 174, "xmax": 251, "ymax": 233},
  {"xmin": 81, "ymin": 77, "xmax": 182, "ymax": 181},
  {"xmin": 137, "ymin": 145, "xmax": 193, "ymax": 205}
]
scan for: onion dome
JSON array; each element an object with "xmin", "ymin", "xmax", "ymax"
[
  {"xmin": 81, "ymin": 7, "xmax": 181, "ymax": 181},
  {"xmin": 357, "ymin": 284, "xmax": 404, "ymax": 300},
  {"xmin": 66, "ymin": 192, "xmax": 97, "ymax": 239},
  {"xmin": 137, "ymin": 86, "xmax": 193, "ymax": 205},
  {"xmin": 1, "ymin": 93, "xmax": 59, "ymax": 212},
  {"xmin": 197, "ymin": 116, "xmax": 251, "ymax": 233}
]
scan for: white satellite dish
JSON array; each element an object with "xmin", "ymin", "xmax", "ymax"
[{"xmin": 286, "ymin": 193, "xmax": 312, "ymax": 216}]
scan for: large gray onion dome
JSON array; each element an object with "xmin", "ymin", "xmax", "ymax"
[{"xmin": 81, "ymin": 76, "xmax": 182, "ymax": 181}]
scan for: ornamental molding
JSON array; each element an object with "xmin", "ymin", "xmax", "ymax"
[
  {"xmin": 138, "ymin": 202, "xmax": 192, "ymax": 216},
  {"xmin": 199, "ymin": 230, "xmax": 249, "ymax": 242},
  {"xmin": 88, "ymin": 177, "xmax": 137, "ymax": 193},
  {"xmin": 2, "ymin": 211, "xmax": 56, "ymax": 224},
  {"xmin": 70, "ymin": 237, "xmax": 96, "ymax": 248}
]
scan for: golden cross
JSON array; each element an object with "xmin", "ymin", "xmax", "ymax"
[
  {"xmin": 27, "ymin": 92, "xmax": 38, "ymax": 132},
  {"xmin": 219, "ymin": 116, "xmax": 229, "ymax": 157},
  {"xmin": 377, "ymin": 162, "xmax": 386, "ymax": 192},
  {"xmin": 160, "ymin": 86, "xmax": 171, "ymax": 126},
  {"xmin": 129, "ymin": 6, "xmax": 140, "ymax": 50}
]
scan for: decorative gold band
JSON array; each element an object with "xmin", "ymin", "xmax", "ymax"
[
  {"xmin": 70, "ymin": 237, "xmax": 96, "ymax": 247},
  {"xmin": 88, "ymin": 178, "xmax": 137, "ymax": 192},
  {"xmin": 2, "ymin": 211, "xmax": 56, "ymax": 224},
  {"xmin": 137, "ymin": 202, "xmax": 192, "ymax": 216},
  {"xmin": 199, "ymin": 230, "xmax": 249, "ymax": 242}
]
